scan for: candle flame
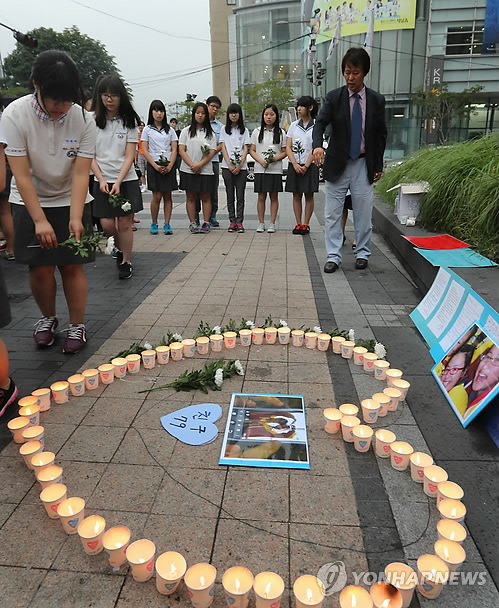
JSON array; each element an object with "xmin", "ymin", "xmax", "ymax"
[
  {"xmin": 235, "ymin": 578, "xmax": 241, "ymax": 593},
  {"xmin": 170, "ymin": 563, "xmax": 177, "ymax": 577},
  {"xmin": 431, "ymin": 568, "xmax": 437, "ymax": 578},
  {"xmin": 265, "ymin": 582, "xmax": 272, "ymax": 598},
  {"xmin": 307, "ymin": 588, "xmax": 313, "ymax": 603},
  {"xmin": 352, "ymin": 594, "xmax": 357, "ymax": 607},
  {"xmin": 200, "ymin": 575, "xmax": 205, "ymax": 587},
  {"xmin": 450, "ymin": 507, "xmax": 457, "ymax": 517}
]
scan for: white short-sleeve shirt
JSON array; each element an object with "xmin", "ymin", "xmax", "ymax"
[
  {"xmin": 2, "ymin": 95, "xmax": 96, "ymax": 207},
  {"xmin": 94, "ymin": 116, "xmax": 138, "ymax": 183},
  {"xmin": 286, "ymin": 119, "xmax": 315, "ymax": 165},
  {"xmin": 219, "ymin": 126, "xmax": 251, "ymax": 170},
  {"xmin": 141, "ymin": 125, "xmax": 178, "ymax": 162},
  {"xmin": 250, "ymin": 127, "xmax": 285, "ymax": 175},
  {"xmin": 0, "ymin": 120, "xmax": 6, "ymax": 147},
  {"xmin": 179, "ymin": 127, "xmax": 217, "ymax": 175}
]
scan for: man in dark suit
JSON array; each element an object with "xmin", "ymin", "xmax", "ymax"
[{"xmin": 312, "ymin": 47, "xmax": 387, "ymax": 273}]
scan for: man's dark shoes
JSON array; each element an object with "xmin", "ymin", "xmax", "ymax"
[
  {"xmin": 355, "ymin": 258, "xmax": 368, "ymax": 270},
  {"xmin": 324, "ymin": 261, "xmax": 339, "ymax": 273}
]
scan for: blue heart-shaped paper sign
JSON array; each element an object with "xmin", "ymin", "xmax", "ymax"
[
  {"xmin": 161, "ymin": 403, "xmax": 222, "ymax": 446},
  {"xmin": 165, "ymin": 582, "xmax": 177, "ymax": 590},
  {"xmin": 225, "ymin": 594, "xmax": 236, "ymax": 605},
  {"xmin": 68, "ymin": 518, "xmax": 79, "ymax": 529},
  {"xmin": 359, "ymin": 440, "xmax": 367, "ymax": 448},
  {"xmin": 423, "ymin": 583, "xmax": 433, "ymax": 592}
]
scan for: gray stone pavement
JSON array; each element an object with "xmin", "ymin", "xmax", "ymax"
[{"xmin": 0, "ymin": 184, "xmax": 497, "ymax": 607}]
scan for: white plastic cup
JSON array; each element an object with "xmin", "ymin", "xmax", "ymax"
[
  {"xmin": 323, "ymin": 408, "xmax": 342, "ymax": 434},
  {"xmin": 409, "ymin": 452, "xmax": 433, "ymax": 483},
  {"xmin": 339, "ymin": 403, "xmax": 359, "ymax": 417},
  {"xmin": 340, "ymin": 415, "xmax": 360, "ymax": 443},
  {"xmin": 126, "ymin": 539, "xmax": 156, "ymax": 582},
  {"xmin": 317, "ymin": 334, "xmax": 331, "ymax": 351},
  {"xmin": 386, "ymin": 368, "xmax": 403, "ymax": 386},
  {"xmin": 223, "ymin": 331, "xmax": 238, "ymax": 349},
  {"xmin": 239, "ymin": 330, "xmax": 252, "ymax": 347},
  {"xmin": 7, "ymin": 416, "xmax": 30, "ymax": 443},
  {"xmin": 390, "ymin": 441, "xmax": 414, "ymax": 471},
  {"xmin": 264, "ymin": 328, "xmax": 277, "ymax": 345},
  {"xmin": 184, "ymin": 563, "xmax": 217, "ymax": 608},
  {"xmin": 372, "ymin": 392, "xmax": 391, "ymax": 417},
  {"xmin": 374, "ymin": 360, "xmax": 390, "ymax": 380},
  {"xmin": 196, "ymin": 337, "xmax": 211, "ymax": 354},
  {"xmin": 352, "ymin": 425, "xmax": 373, "ymax": 453},
  {"xmin": 277, "ymin": 327, "xmax": 291, "ymax": 344},
  {"xmin": 391, "ymin": 379, "xmax": 410, "ymax": 400},
  {"xmin": 19, "ymin": 440, "xmax": 43, "ymax": 469},
  {"xmin": 305, "ymin": 331, "xmax": 318, "ymax": 349},
  {"xmin": 423, "ymin": 465, "xmax": 448, "ymax": 498},
  {"xmin": 31, "ymin": 388, "xmax": 51, "ymax": 412},
  {"xmin": 293, "ymin": 574, "xmax": 325, "ymax": 608},
  {"xmin": 111, "ymin": 357, "xmax": 128, "ymax": 378},
  {"xmin": 384, "ymin": 387, "xmax": 402, "ymax": 412},
  {"xmin": 141, "ymin": 350, "xmax": 157, "ymax": 369},
  {"xmin": 82, "ymin": 369, "xmax": 99, "ymax": 390},
  {"xmin": 210, "ymin": 335, "xmax": 224, "ymax": 352},
  {"xmin": 57, "ymin": 496, "xmax": 85, "ymax": 535},
  {"xmin": 437, "ymin": 481, "xmax": 464, "ymax": 507},
  {"xmin": 126, "ymin": 354, "xmax": 141, "ymax": 373},
  {"xmin": 68, "ymin": 374, "xmax": 86, "ymax": 397},
  {"xmin": 155, "ymin": 551, "xmax": 187, "ymax": 595},
  {"xmin": 434, "ymin": 539, "xmax": 466, "ymax": 573},
  {"xmin": 18, "ymin": 395, "xmax": 40, "ymax": 412},
  {"xmin": 40, "ymin": 483, "xmax": 67, "ymax": 520},
  {"xmin": 363, "ymin": 352, "xmax": 378, "ymax": 372},
  {"xmin": 182, "ymin": 339, "xmax": 196, "ymax": 357},
  {"xmin": 291, "ymin": 329, "xmax": 304, "ymax": 347},
  {"xmin": 375, "ymin": 429, "xmax": 396, "ymax": 458},
  {"xmin": 331, "ymin": 336, "xmax": 345, "ymax": 353},
  {"xmin": 223, "ymin": 566, "xmax": 254, "ymax": 608},
  {"xmin": 155, "ymin": 345, "xmax": 170, "ymax": 364},
  {"xmin": 36, "ymin": 464, "xmax": 63, "ymax": 489},
  {"xmin": 31, "ymin": 451, "xmax": 56, "ymax": 476},
  {"xmin": 170, "ymin": 342, "xmax": 184, "ymax": 360},
  {"xmin": 102, "ymin": 525, "xmax": 131, "ymax": 568},
  {"xmin": 361, "ymin": 399, "xmax": 381, "ymax": 424},
  {"xmin": 416, "ymin": 554, "xmax": 449, "ymax": 599},
  {"xmin": 341, "ymin": 341, "xmax": 355, "ymax": 359},
  {"xmin": 98, "ymin": 364, "xmax": 115, "ymax": 384},
  {"xmin": 437, "ymin": 519, "xmax": 467, "ymax": 545},
  {"xmin": 384, "ymin": 562, "xmax": 417, "ymax": 608},
  {"xmin": 78, "ymin": 515, "xmax": 106, "ymax": 555},
  {"xmin": 253, "ymin": 572, "xmax": 285, "ymax": 608},
  {"xmin": 50, "ymin": 381, "xmax": 69, "ymax": 404},
  {"xmin": 18, "ymin": 404, "xmax": 40, "ymax": 427},
  {"xmin": 251, "ymin": 328, "xmax": 264, "ymax": 345},
  {"xmin": 21, "ymin": 425, "xmax": 44, "ymax": 449},
  {"xmin": 438, "ymin": 498, "xmax": 466, "ymax": 524},
  {"xmin": 353, "ymin": 346, "xmax": 368, "ymax": 365}
]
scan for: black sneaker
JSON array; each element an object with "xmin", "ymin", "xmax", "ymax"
[
  {"xmin": 0, "ymin": 378, "xmax": 18, "ymax": 417},
  {"xmin": 118, "ymin": 262, "xmax": 133, "ymax": 279},
  {"xmin": 209, "ymin": 217, "xmax": 220, "ymax": 227}
]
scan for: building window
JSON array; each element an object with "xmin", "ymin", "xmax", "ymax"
[
  {"xmin": 446, "ymin": 25, "xmax": 484, "ymax": 55},
  {"xmin": 227, "ymin": 0, "xmax": 236, "ymax": 5}
]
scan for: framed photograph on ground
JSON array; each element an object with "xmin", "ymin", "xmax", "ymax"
[
  {"xmin": 432, "ymin": 323, "xmax": 499, "ymax": 428},
  {"xmin": 219, "ymin": 393, "xmax": 310, "ymax": 469}
]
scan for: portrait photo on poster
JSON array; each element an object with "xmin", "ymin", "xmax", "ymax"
[{"xmin": 432, "ymin": 322, "xmax": 499, "ymax": 428}]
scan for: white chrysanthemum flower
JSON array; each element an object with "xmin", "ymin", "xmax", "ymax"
[
  {"xmin": 348, "ymin": 329, "xmax": 355, "ymax": 342},
  {"xmin": 160, "ymin": 149, "xmax": 167, "ymax": 155},
  {"xmin": 143, "ymin": 342, "xmax": 152, "ymax": 350},
  {"xmin": 172, "ymin": 333, "xmax": 183, "ymax": 341},
  {"xmin": 121, "ymin": 201, "xmax": 132, "ymax": 212},
  {"xmin": 104, "ymin": 236, "xmax": 115, "ymax": 255},
  {"xmin": 374, "ymin": 342, "xmax": 387, "ymax": 359},
  {"xmin": 235, "ymin": 360, "xmax": 244, "ymax": 376},
  {"xmin": 313, "ymin": 326, "xmax": 322, "ymax": 334},
  {"xmin": 214, "ymin": 368, "xmax": 224, "ymax": 387},
  {"xmin": 212, "ymin": 325, "xmax": 222, "ymax": 335},
  {"xmin": 245, "ymin": 320, "xmax": 255, "ymax": 329},
  {"xmin": 279, "ymin": 319, "xmax": 288, "ymax": 327}
]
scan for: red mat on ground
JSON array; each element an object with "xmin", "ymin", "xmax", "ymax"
[{"xmin": 402, "ymin": 234, "xmax": 469, "ymax": 250}]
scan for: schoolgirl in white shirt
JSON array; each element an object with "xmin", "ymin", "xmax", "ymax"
[
  {"xmin": 91, "ymin": 74, "xmax": 143, "ymax": 280},
  {"xmin": 249, "ymin": 104, "xmax": 286, "ymax": 233}
]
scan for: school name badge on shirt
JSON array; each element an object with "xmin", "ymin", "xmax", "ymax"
[
  {"xmin": 63, "ymin": 138, "xmax": 80, "ymax": 158},
  {"xmin": 116, "ymin": 131, "xmax": 126, "ymax": 139}
]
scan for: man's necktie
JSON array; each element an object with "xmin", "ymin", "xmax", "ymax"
[{"xmin": 350, "ymin": 93, "xmax": 361, "ymax": 160}]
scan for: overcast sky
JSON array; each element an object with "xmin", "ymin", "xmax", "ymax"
[{"xmin": 0, "ymin": 0, "xmax": 214, "ymax": 118}]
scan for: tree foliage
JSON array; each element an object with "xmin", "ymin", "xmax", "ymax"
[
  {"xmin": 412, "ymin": 83, "xmax": 484, "ymax": 145},
  {"xmin": 167, "ymin": 100, "xmax": 196, "ymax": 129},
  {"xmin": 235, "ymin": 78, "xmax": 295, "ymax": 124},
  {"xmin": 2, "ymin": 26, "xmax": 121, "ymax": 95}
]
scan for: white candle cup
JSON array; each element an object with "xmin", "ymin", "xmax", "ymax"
[
  {"xmin": 102, "ymin": 525, "xmax": 131, "ymax": 568},
  {"xmin": 323, "ymin": 408, "xmax": 342, "ymax": 434},
  {"xmin": 57, "ymin": 496, "xmax": 85, "ymax": 535},
  {"xmin": 210, "ymin": 335, "xmax": 224, "ymax": 352},
  {"xmin": 370, "ymin": 582, "xmax": 403, "ymax": 608},
  {"xmin": 170, "ymin": 342, "xmax": 184, "ymax": 360},
  {"xmin": 363, "ymin": 352, "xmax": 378, "ymax": 372},
  {"xmin": 340, "ymin": 415, "xmax": 361, "ymax": 443},
  {"xmin": 423, "ymin": 465, "xmax": 448, "ymax": 498},
  {"xmin": 239, "ymin": 329, "xmax": 252, "ymax": 347},
  {"xmin": 264, "ymin": 327, "xmax": 277, "ymax": 345},
  {"xmin": 252, "ymin": 328, "xmax": 264, "ymax": 345},
  {"xmin": 31, "ymin": 451, "xmax": 56, "ymax": 476},
  {"xmin": 291, "ymin": 329, "xmax": 305, "ymax": 347},
  {"xmin": 391, "ymin": 379, "xmax": 410, "ymax": 400},
  {"xmin": 31, "ymin": 388, "xmax": 51, "ymax": 412},
  {"xmin": 184, "ymin": 563, "xmax": 217, "ymax": 608},
  {"xmin": 277, "ymin": 327, "xmax": 291, "ymax": 344},
  {"xmin": 339, "ymin": 403, "xmax": 359, "ymax": 417},
  {"xmin": 78, "ymin": 515, "xmax": 106, "ymax": 555},
  {"xmin": 331, "ymin": 336, "xmax": 346, "ymax": 353},
  {"xmin": 372, "ymin": 393, "xmax": 391, "ymax": 417},
  {"xmin": 339, "ymin": 585, "xmax": 373, "ymax": 608},
  {"xmin": 416, "ymin": 554, "xmax": 449, "ymax": 599},
  {"xmin": 36, "ymin": 464, "xmax": 63, "ymax": 489},
  {"xmin": 141, "ymin": 350, "xmax": 157, "ymax": 369},
  {"xmin": 126, "ymin": 539, "xmax": 156, "ymax": 582},
  {"xmin": 111, "ymin": 357, "xmax": 128, "ymax": 378},
  {"xmin": 19, "ymin": 440, "xmax": 43, "ymax": 469},
  {"xmin": 68, "ymin": 374, "xmax": 86, "ymax": 397},
  {"xmin": 353, "ymin": 346, "xmax": 368, "ymax": 365},
  {"xmin": 18, "ymin": 404, "xmax": 40, "ymax": 427},
  {"xmin": 253, "ymin": 571, "xmax": 285, "ymax": 608},
  {"xmin": 155, "ymin": 551, "xmax": 187, "ymax": 595},
  {"xmin": 375, "ymin": 429, "xmax": 396, "ymax": 458},
  {"xmin": 437, "ymin": 481, "xmax": 464, "ymax": 506},
  {"xmin": 437, "ymin": 519, "xmax": 467, "ymax": 545},
  {"xmin": 383, "ymin": 387, "xmax": 402, "ymax": 412},
  {"xmin": 98, "ymin": 364, "xmax": 115, "ymax": 384},
  {"xmin": 223, "ymin": 331, "xmax": 238, "ymax": 349},
  {"xmin": 352, "ymin": 425, "xmax": 374, "ymax": 453},
  {"xmin": 341, "ymin": 341, "xmax": 355, "ymax": 359},
  {"xmin": 438, "ymin": 498, "xmax": 466, "ymax": 524},
  {"xmin": 434, "ymin": 539, "xmax": 466, "ymax": 573},
  {"xmin": 50, "ymin": 381, "xmax": 69, "ymax": 404},
  {"xmin": 21, "ymin": 425, "xmax": 44, "ymax": 449},
  {"xmin": 82, "ymin": 369, "xmax": 99, "ymax": 390},
  {"xmin": 293, "ymin": 575, "xmax": 325, "ymax": 608},
  {"xmin": 361, "ymin": 399, "xmax": 381, "ymax": 424},
  {"xmin": 7, "ymin": 417, "xmax": 30, "ymax": 443},
  {"xmin": 373, "ymin": 360, "xmax": 390, "ymax": 380},
  {"xmin": 196, "ymin": 337, "xmax": 211, "ymax": 354},
  {"xmin": 18, "ymin": 395, "xmax": 40, "ymax": 411},
  {"xmin": 223, "ymin": 566, "xmax": 254, "ymax": 608},
  {"xmin": 182, "ymin": 339, "xmax": 196, "ymax": 357},
  {"xmin": 155, "ymin": 345, "xmax": 170, "ymax": 364},
  {"xmin": 390, "ymin": 441, "xmax": 414, "ymax": 472},
  {"xmin": 386, "ymin": 368, "xmax": 403, "ymax": 386},
  {"xmin": 40, "ymin": 483, "xmax": 67, "ymax": 519},
  {"xmin": 126, "ymin": 354, "xmax": 141, "ymax": 374},
  {"xmin": 409, "ymin": 452, "xmax": 433, "ymax": 483},
  {"xmin": 305, "ymin": 331, "xmax": 318, "ymax": 349},
  {"xmin": 384, "ymin": 563, "xmax": 417, "ymax": 608},
  {"xmin": 317, "ymin": 333, "xmax": 331, "ymax": 351}
]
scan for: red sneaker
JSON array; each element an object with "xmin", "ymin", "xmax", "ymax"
[
  {"xmin": 292, "ymin": 224, "xmax": 303, "ymax": 235},
  {"xmin": 63, "ymin": 324, "xmax": 87, "ymax": 354},
  {"xmin": 33, "ymin": 316, "xmax": 58, "ymax": 347}
]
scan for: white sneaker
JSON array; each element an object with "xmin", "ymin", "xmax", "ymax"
[
  {"xmin": 140, "ymin": 184, "xmax": 147, "ymax": 193},
  {"xmin": 256, "ymin": 223, "xmax": 265, "ymax": 233},
  {"xmin": 267, "ymin": 223, "xmax": 276, "ymax": 233}
]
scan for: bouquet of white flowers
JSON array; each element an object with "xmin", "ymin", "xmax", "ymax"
[
  {"xmin": 201, "ymin": 142, "xmax": 211, "ymax": 159},
  {"xmin": 230, "ymin": 145, "xmax": 242, "ymax": 166},
  {"xmin": 156, "ymin": 150, "xmax": 169, "ymax": 167},
  {"xmin": 263, "ymin": 148, "xmax": 276, "ymax": 165},
  {"xmin": 108, "ymin": 194, "xmax": 132, "ymax": 214},
  {"xmin": 292, "ymin": 138, "xmax": 305, "ymax": 164}
]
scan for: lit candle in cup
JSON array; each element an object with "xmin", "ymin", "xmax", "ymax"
[
  {"xmin": 19, "ymin": 440, "xmax": 43, "ymax": 469},
  {"xmin": 437, "ymin": 481, "xmax": 464, "ymax": 506},
  {"xmin": 339, "ymin": 403, "xmax": 359, "ymax": 417},
  {"xmin": 277, "ymin": 327, "xmax": 291, "ymax": 344},
  {"xmin": 209, "ymin": 334, "xmax": 223, "ymax": 353},
  {"xmin": 98, "ymin": 364, "xmax": 115, "ymax": 384},
  {"xmin": 141, "ymin": 350, "xmax": 157, "ymax": 369},
  {"xmin": 293, "ymin": 575, "xmax": 325, "ymax": 608},
  {"xmin": 438, "ymin": 498, "xmax": 466, "ymax": 524},
  {"xmin": 339, "ymin": 585, "xmax": 373, "ymax": 608},
  {"xmin": 7, "ymin": 417, "xmax": 30, "ymax": 443},
  {"xmin": 196, "ymin": 337, "xmax": 210, "ymax": 354},
  {"xmin": 369, "ymin": 582, "xmax": 402, "ymax": 608},
  {"xmin": 155, "ymin": 551, "xmax": 187, "ymax": 595},
  {"xmin": 383, "ymin": 387, "xmax": 402, "ymax": 412},
  {"xmin": 239, "ymin": 329, "xmax": 252, "ymax": 346},
  {"xmin": 126, "ymin": 539, "xmax": 156, "ymax": 582},
  {"xmin": 32, "ymin": 388, "xmax": 51, "ymax": 412},
  {"xmin": 18, "ymin": 395, "xmax": 40, "ymax": 411},
  {"xmin": 78, "ymin": 515, "xmax": 106, "ymax": 555},
  {"xmin": 21, "ymin": 425, "xmax": 44, "ymax": 448},
  {"xmin": 434, "ymin": 539, "xmax": 466, "ymax": 573},
  {"xmin": 253, "ymin": 571, "xmax": 285, "ymax": 608},
  {"xmin": 384, "ymin": 562, "xmax": 417, "ymax": 608},
  {"xmin": 182, "ymin": 339, "xmax": 196, "ymax": 357},
  {"xmin": 423, "ymin": 465, "xmax": 448, "ymax": 498},
  {"xmin": 82, "ymin": 368, "xmax": 99, "ymax": 390},
  {"xmin": 19, "ymin": 403, "xmax": 40, "ymax": 426},
  {"xmin": 111, "ymin": 357, "xmax": 128, "ymax": 378},
  {"xmin": 352, "ymin": 425, "xmax": 374, "ymax": 453},
  {"xmin": 353, "ymin": 346, "xmax": 368, "ymax": 365},
  {"xmin": 36, "ymin": 464, "xmax": 63, "ymax": 489},
  {"xmin": 361, "ymin": 399, "xmax": 381, "ymax": 424},
  {"xmin": 363, "ymin": 352, "xmax": 378, "ymax": 372},
  {"xmin": 390, "ymin": 441, "xmax": 414, "ymax": 471},
  {"xmin": 416, "ymin": 554, "xmax": 449, "ymax": 599},
  {"xmin": 102, "ymin": 525, "xmax": 131, "ymax": 568},
  {"xmin": 68, "ymin": 374, "xmax": 85, "ymax": 396},
  {"xmin": 40, "ymin": 483, "xmax": 67, "ymax": 519},
  {"xmin": 50, "ymin": 381, "xmax": 69, "ymax": 404},
  {"xmin": 252, "ymin": 328, "xmax": 264, "ymax": 345},
  {"xmin": 31, "ymin": 451, "xmax": 55, "ymax": 476},
  {"xmin": 223, "ymin": 566, "xmax": 254, "ymax": 608},
  {"xmin": 341, "ymin": 341, "xmax": 355, "ymax": 359},
  {"xmin": 373, "ymin": 360, "xmax": 390, "ymax": 380},
  {"xmin": 385, "ymin": 368, "xmax": 403, "ymax": 386},
  {"xmin": 437, "ymin": 519, "xmax": 467, "ymax": 545},
  {"xmin": 223, "ymin": 331, "xmax": 239, "ymax": 350},
  {"xmin": 170, "ymin": 342, "xmax": 184, "ymax": 360},
  {"xmin": 372, "ymin": 392, "xmax": 391, "ymax": 417},
  {"xmin": 391, "ymin": 379, "xmax": 410, "ymax": 400},
  {"xmin": 291, "ymin": 329, "xmax": 304, "ymax": 347},
  {"xmin": 409, "ymin": 452, "xmax": 433, "ymax": 483},
  {"xmin": 184, "ymin": 563, "xmax": 217, "ymax": 608},
  {"xmin": 317, "ymin": 334, "xmax": 331, "ymax": 351},
  {"xmin": 57, "ymin": 496, "xmax": 85, "ymax": 535},
  {"xmin": 304, "ymin": 331, "xmax": 318, "ymax": 349},
  {"xmin": 375, "ymin": 429, "xmax": 396, "ymax": 458},
  {"xmin": 126, "ymin": 354, "xmax": 141, "ymax": 373},
  {"xmin": 156, "ymin": 345, "xmax": 170, "ymax": 364},
  {"xmin": 340, "ymin": 415, "xmax": 360, "ymax": 443},
  {"xmin": 323, "ymin": 408, "xmax": 342, "ymax": 434},
  {"xmin": 331, "ymin": 336, "xmax": 345, "ymax": 353},
  {"xmin": 264, "ymin": 327, "xmax": 277, "ymax": 344}
]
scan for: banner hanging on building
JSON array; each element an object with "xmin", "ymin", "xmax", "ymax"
[{"xmin": 312, "ymin": 0, "xmax": 417, "ymax": 44}]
